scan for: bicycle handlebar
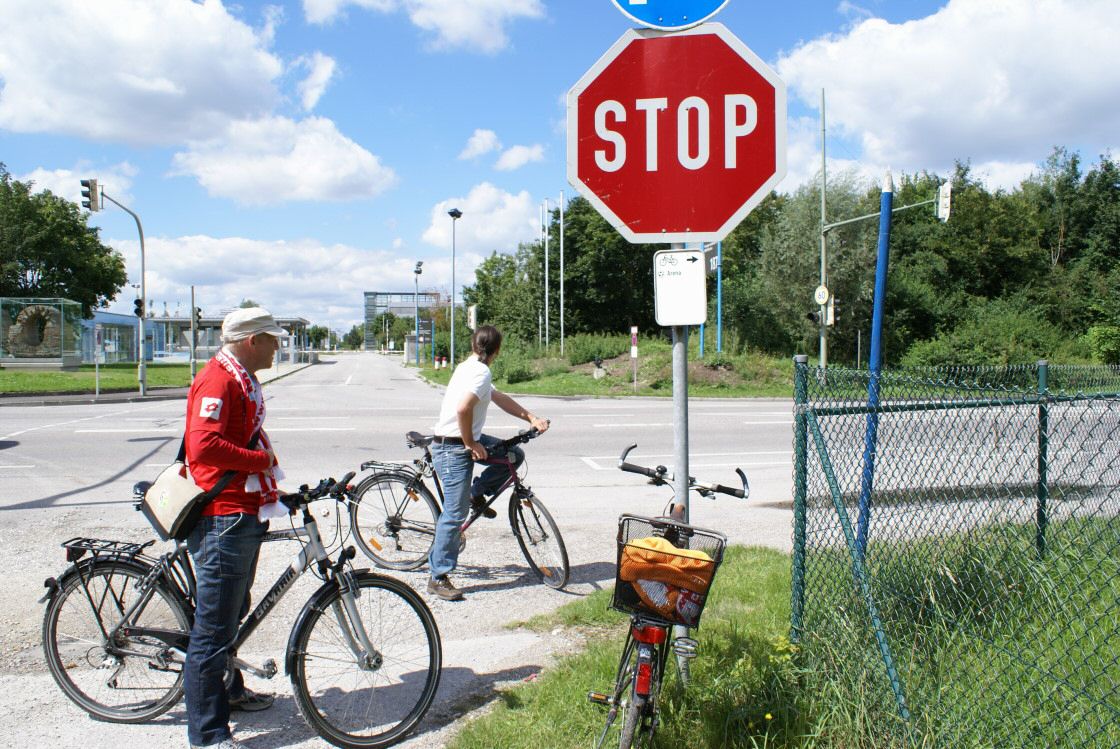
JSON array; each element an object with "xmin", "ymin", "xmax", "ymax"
[
  {"xmin": 617, "ymin": 444, "xmax": 748, "ymax": 499},
  {"xmin": 489, "ymin": 420, "xmax": 550, "ymax": 453},
  {"xmin": 280, "ymin": 471, "xmax": 357, "ymax": 511}
]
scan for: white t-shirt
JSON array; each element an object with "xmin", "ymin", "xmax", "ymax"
[{"xmin": 432, "ymin": 355, "xmax": 493, "ymax": 440}]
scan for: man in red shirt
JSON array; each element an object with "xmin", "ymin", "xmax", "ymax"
[{"xmin": 184, "ymin": 307, "xmax": 285, "ymax": 749}]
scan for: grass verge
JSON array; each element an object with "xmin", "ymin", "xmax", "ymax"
[
  {"xmin": 449, "ymin": 546, "xmax": 804, "ymax": 749},
  {"xmin": 0, "ymin": 363, "xmax": 191, "ymax": 394}
]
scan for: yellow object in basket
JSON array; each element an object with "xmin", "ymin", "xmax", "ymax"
[{"xmin": 619, "ymin": 536, "xmax": 715, "ymax": 593}]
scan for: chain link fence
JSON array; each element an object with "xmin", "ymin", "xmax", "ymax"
[{"xmin": 791, "ymin": 358, "xmax": 1120, "ymax": 747}]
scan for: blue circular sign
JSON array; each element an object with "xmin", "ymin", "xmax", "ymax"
[{"xmin": 610, "ymin": 0, "xmax": 729, "ymax": 31}]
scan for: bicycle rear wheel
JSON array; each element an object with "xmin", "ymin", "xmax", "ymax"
[
  {"xmin": 42, "ymin": 559, "xmax": 190, "ymax": 722},
  {"xmin": 291, "ymin": 573, "xmax": 441, "ymax": 749},
  {"xmin": 350, "ymin": 472, "xmax": 438, "ymax": 570},
  {"xmin": 508, "ymin": 490, "xmax": 570, "ymax": 589}
]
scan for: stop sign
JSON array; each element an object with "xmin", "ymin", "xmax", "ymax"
[{"xmin": 567, "ymin": 24, "xmax": 786, "ymax": 244}]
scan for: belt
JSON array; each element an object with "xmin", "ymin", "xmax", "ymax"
[{"xmin": 432, "ymin": 436, "xmax": 464, "ymax": 445}]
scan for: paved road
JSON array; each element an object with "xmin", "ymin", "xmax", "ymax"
[{"xmin": 0, "ymin": 352, "xmax": 794, "ymax": 748}]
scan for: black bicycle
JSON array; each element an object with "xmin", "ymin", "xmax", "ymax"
[
  {"xmin": 40, "ymin": 473, "xmax": 442, "ymax": 749},
  {"xmin": 588, "ymin": 445, "xmax": 746, "ymax": 749},
  {"xmin": 348, "ymin": 426, "xmax": 570, "ymax": 589}
]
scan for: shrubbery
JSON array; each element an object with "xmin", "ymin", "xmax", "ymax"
[{"xmin": 564, "ymin": 334, "xmax": 630, "ymax": 366}]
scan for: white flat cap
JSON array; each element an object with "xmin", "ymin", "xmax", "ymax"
[{"xmin": 221, "ymin": 307, "xmax": 287, "ymax": 342}]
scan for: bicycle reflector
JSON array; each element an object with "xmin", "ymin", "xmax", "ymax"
[
  {"xmin": 632, "ymin": 625, "xmax": 668, "ymax": 644},
  {"xmin": 635, "ymin": 658, "xmax": 654, "ymax": 696}
]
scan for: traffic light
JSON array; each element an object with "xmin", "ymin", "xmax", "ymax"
[
  {"xmin": 193, "ymin": 307, "xmax": 202, "ymax": 327},
  {"xmin": 826, "ymin": 297, "xmax": 836, "ymax": 326},
  {"xmin": 79, "ymin": 178, "xmax": 99, "ymax": 211},
  {"xmin": 133, "ymin": 298, "xmax": 144, "ymax": 318},
  {"xmin": 806, "ymin": 310, "xmax": 821, "ymax": 325}
]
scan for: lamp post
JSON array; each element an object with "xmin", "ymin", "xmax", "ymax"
[
  {"xmin": 413, "ymin": 261, "xmax": 423, "ymax": 366},
  {"xmin": 448, "ymin": 208, "xmax": 462, "ymax": 368}
]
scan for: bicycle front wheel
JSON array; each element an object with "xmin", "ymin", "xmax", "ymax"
[
  {"xmin": 42, "ymin": 559, "xmax": 190, "ymax": 723},
  {"xmin": 508, "ymin": 490, "xmax": 570, "ymax": 589},
  {"xmin": 291, "ymin": 573, "xmax": 441, "ymax": 749},
  {"xmin": 350, "ymin": 472, "xmax": 438, "ymax": 570}
]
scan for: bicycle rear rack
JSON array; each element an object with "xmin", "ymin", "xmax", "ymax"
[{"xmin": 61, "ymin": 537, "xmax": 154, "ymax": 562}]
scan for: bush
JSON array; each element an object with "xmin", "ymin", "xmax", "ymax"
[
  {"xmin": 565, "ymin": 334, "xmax": 630, "ymax": 366},
  {"xmin": 491, "ymin": 352, "xmax": 537, "ymax": 383},
  {"xmin": 1086, "ymin": 325, "xmax": 1120, "ymax": 364}
]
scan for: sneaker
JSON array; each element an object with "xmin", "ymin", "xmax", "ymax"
[
  {"xmin": 190, "ymin": 739, "xmax": 247, "ymax": 749},
  {"xmin": 471, "ymin": 495, "xmax": 497, "ymax": 519},
  {"xmin": 427, "ymin": 575, "xmax": 464, "ymax": 601},
  {"xmin": 228, "ymin": 686, "xmax": 274, "ymax": 712}
]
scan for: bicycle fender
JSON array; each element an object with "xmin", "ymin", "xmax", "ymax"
[{"xmin": 283, "ymin": 570, "xmax": 381, "ymax": 676}]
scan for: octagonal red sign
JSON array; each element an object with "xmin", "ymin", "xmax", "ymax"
[{"xmin": 567, "ymin": 23, "xmax": 786, "ymax": 244}]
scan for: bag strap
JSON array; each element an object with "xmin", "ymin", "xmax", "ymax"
[{"xmin": 179, "ymin": 429, "xmax": 263, "ymax": 501}]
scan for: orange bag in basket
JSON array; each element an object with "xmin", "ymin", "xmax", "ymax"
[{"xmin": 619, "ymin": 537, "xmax": 716, "ymax": 624}]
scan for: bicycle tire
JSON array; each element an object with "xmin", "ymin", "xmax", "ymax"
[
  {"xmin": 42, "ymin": 559, "xmax": 190, "ymax": 723},
  {"xmin": 617, "ymin": 690, "xmax": 647, "ymax": 749},
  {"xmin": 508, "ymin": 490, "xmax": 570, "ymax": 589},
  {"xmin": 290, "ymin": 573, "xmax": 441, "ymax": 749},
  {"xmin": 350, "ymin": 472, "xmax": 438, "ymax": 570}
]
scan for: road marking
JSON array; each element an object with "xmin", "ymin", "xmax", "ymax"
[
  {"xmin": 263, "ymin": 427, "xmax": 357, "ymax": 432},
  {"xmin": 580, "ymin": 451, "xmax": 792, "ymax": 471},
  {"xmin": 0, "ymin": 464, "xmax": 35, "ymax": 469},
  {"xmin": 742, "ymin": 420, "xmax": 794, "ymax": 425},
  {"xmin": 344, "ymin": 375, "xmax": 353, "ymax": 385},
  {"xmin": 273, "ymin": 416, "xmax": 350, "ymax": 420},
  {"xmin": 593, "ymin": 422, "xmax": 672, "ymax": 428},
  {"xmin": 75, "ymin": 428, "xmax": 178, "ymax": 433}
]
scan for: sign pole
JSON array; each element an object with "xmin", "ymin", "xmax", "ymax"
[
  {"xmin": 630, "ymin": 325, "xmax": 638, "ymax": 392},
  {"xmin": 94, "ymin": 325, "xmax": 101, "ymax": 398},
  {"xmin": 190, "ymin": 285, "xmax": 198, "ymax": 379}
]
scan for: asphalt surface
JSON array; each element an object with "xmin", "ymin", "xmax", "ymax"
[{"xmin": 0, "ymin": 352, "xmax": 795, "ymax": 748}]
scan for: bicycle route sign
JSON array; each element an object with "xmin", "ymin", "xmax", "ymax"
[
  {"xmin": 653, "ymin": 249, "xmax": 707, "ymax": 326},
  {"xmin": 567, "ymin": 23, "xmax": 786, "ymax": 244},
  {"xmin": 611, "ymin": 0, "xmax": 729, "ymax": 31}
]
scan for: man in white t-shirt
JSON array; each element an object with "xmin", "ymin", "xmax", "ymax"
[{"xmin": 427, "ymin": 325, "xmax": 549, "ymax": 601}]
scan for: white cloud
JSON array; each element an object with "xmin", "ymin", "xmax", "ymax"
[
  {"xmin": 296, "ymin": 52, "xmax": 337, "ymax": 111},
  {"xmin": 459, "ymin": 129, "xmax": 502, "ymax": 159},
  {"xmin": 777, "ymin": 0, "xmax": 1120, "ymax": 183},
  {"xmin": 304, "ymin": 0, "xmax": 546, "ymax": 53},
  {"xmin": 494, "ymin": 144, "xmax": 544, "ymax": 171},
  {"xmin": 170, "ymin": 116, "xmax": 397, "ymax": 204},
  {"xmin": 102, "ymin": 233, "xmax": 434, "ymax": 331},
  {"xmin": 0, "ymin": 0, "xmax": 283, "ymax": 145},
  {"xmin": 420, "ymin": 182, "xmax": 538, "ymax": 255},
  {"xmin": 17, "ymin": 163, "xmax": 139, "ymax": 207}
]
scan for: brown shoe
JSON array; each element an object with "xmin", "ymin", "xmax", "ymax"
[
  {"xmin": 471, "ymin": 495, "xmax": 497, "ymax": 519},
  {"xmin": 427, "ymin": 575, "xmax": 464, "ymax": 601}
]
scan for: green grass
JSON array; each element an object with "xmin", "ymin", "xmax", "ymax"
[
  {"xmin": 449, "ymin": 546, "xmax": 806, "ymax": 749},
  {"xmin": 416, "ymin": 345, "xmax": 795, "ymax": 398},
  {"xmin": 0, "ymin": 363, "xmax": 191, "ymax": 394}
]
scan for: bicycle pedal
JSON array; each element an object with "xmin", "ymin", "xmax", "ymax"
[
  {"xmin": 671, "ymin": 636, "xmax": 699, "ymax": 658},
  {"xmin": 587, "ymin": 690, "xmax": 611, "ymax": 706},
  {"xmin": 262, "ymin": 659, "xmax": 278, "ymax": 679}
]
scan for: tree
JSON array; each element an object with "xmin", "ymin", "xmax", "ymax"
[
  {"xmin": 342, "ymin": 324, "xmax": 364, "ymax": 350},
  {"xmin": 239, "ymin": 298, "xmax": 261, "ymax": 308},
  {"xmin": 308, "ymin": 325, "xmax": 330, "ymax": 349},
  {"xmin": 0, "ymin": 165, "xmax": 127, "ymax": 316}
]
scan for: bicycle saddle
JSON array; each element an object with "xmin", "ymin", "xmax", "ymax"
[{"xmin": 406, "ymin": 431, "xmax": 434, "ymax": 448}]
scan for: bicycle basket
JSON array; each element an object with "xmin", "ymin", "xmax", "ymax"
[{"xmin": 611, "ymin": 514, "xmax": 727, "ymax": 628}]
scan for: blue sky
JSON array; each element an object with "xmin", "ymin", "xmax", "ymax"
[{"xmin": 1, "ymin": 0, "xmax": 1117, "ymax": 331}]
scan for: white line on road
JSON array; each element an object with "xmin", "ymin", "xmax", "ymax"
[
  {"xmin": 75, "ymin": 428, "xmax": 178, "ymax": 433},
  {"xmin": 0, "ymin": 464, "xmax": 35, "ymax": 469},
  {"xmin": 593, "ymin": 423, "xmax": 672, "ymax": 428},
  {"xmin": 344, "ymin": 375, "xmax": 353, "ymax": 385},
  {"xmin": 580, "ymin": 455, "xmax": 792, "ymax": 470},
  {"xmin": 742, "ymin": 420, "xmax": 794, "ymax": 425},
  {"xmin": 264, "ymin": 427, "xmax": 357, "ymax": 432}
]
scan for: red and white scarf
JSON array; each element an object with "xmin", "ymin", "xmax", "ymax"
[{"xmin": 215, "ymin": 349, "xmax": 283, "ymax": 504}]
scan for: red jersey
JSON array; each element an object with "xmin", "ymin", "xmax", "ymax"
[{"xmin": 185, "ymin": 357, "xmax": 272, "ymax": 516}]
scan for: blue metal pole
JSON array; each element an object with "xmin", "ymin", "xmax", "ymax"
[
  {"xmin": 856, "ymin": 172, "xmax": 894, "ymax": 557},
  {"xmin": 699, "ymin": 323, "xmax": 705, "ymax": 357},
  {"xmin": 716, "ymin": 241, "xmax": 723, "ymax": 353}
]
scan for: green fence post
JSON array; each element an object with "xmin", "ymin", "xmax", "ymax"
[
  {"xmin": 791, "ymin": 354, "xmax": 809, "ymax": 643},
  {"xmin": 1036, "ymin": 359, "xmax": 1049, "ymax": 560}
]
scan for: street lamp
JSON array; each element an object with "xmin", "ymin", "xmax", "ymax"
[
  {"xmin": 413, "ymin": 261, "xmax": 423, "ymax": 366},
  {"xmin": 448, "ymin": 208, "xmax": 462, "ymax": 368}
]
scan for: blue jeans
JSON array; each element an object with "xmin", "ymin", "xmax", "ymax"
[
  {"xmin": 428, "ymin": 435, "xmax": 524, "ymax": 579},
  {"xmin": 185, "ymin": 513, "xmax": 267, "ymax": 747}
]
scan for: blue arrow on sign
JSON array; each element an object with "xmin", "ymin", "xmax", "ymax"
[{"xmin": 610, "ymin": 0, "xmax": 729, "ymax": 31}]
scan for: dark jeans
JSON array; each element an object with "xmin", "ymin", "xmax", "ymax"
[{"xmin": 185, "ymin": 513, "xmax": 267, "ymax": 747}]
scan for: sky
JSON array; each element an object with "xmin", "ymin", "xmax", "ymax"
[{"xmin": 1, "ymin": 0, "xmax": 1117, "ymax": 332}]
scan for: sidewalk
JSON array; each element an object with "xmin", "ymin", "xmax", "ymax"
[{"xmin": 0, "ymin": 360, "xmax": 313, "ymax": 407}]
